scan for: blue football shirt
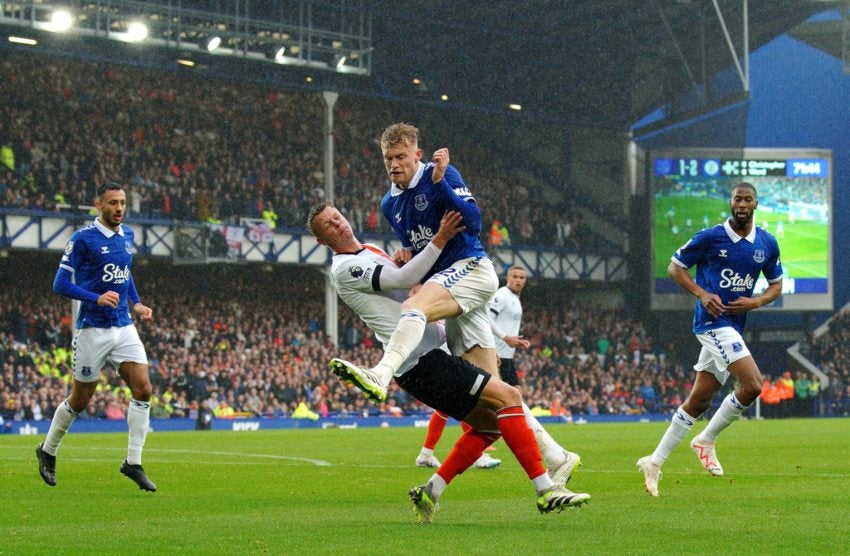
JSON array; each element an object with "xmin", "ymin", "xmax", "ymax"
[
  {"xmin": 381, "ymin": 161, "xmax": 486, "ymax": 280},
  {"xmin": 56, "ymin": 219, "xmax": 137, "ymax": 329},
  {"xmin": 672, "ymin": 219, "xmax": 783, "ymax": 335}
]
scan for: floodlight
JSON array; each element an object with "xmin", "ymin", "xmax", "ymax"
[
  {"xmin": 126, "ymin": 21, "xmax": 148, "ymax": 42},
  {"xmin": 49, "ymin": 10, "xmax": 74, "ymax": 32}
]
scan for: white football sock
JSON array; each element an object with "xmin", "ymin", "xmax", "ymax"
[
  {"xmin": 650, "ymin": 406, "xmax": 696, "ymax": 466},
  {"xmin": 699, "ymin": 393, "xmax": 748, "ymax": 443},
  {"xmin": 418, "ymin": 447, "xmax": 434, "ymax": 458},
  {"xmin": 428, "ymin": 473, "xmax": 447, "ymax": 501},
  {"xmin": 522, "ymin": 403, "xmax": 565, "ymax": 468},
  {"xmin": 374, "ymin": 309, "xmax": 426, "ymax": 383},
  {"xmin": 127, "ymin": 399, "xmax": 151, "ymax": 465},
  {"xmin": 532, "ymin": 473, "xmax": 556, "ymax": 494},
  {"xmin": 43, "ymin": 399, "xmax": 78, "ymax": 456}
]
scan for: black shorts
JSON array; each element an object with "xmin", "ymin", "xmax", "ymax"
[
  {"xmin": 395, "ymin": 350, "xmax": 492, "ymax": 421},
  {"xmin": 498, "ymin": 358, "xmax": 519, "ymax": 386}
]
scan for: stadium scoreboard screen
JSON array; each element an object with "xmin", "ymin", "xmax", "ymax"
[
  {"xmin": 653, "ymin": 157, "xmax": 830, "ymax": 179},
  {"xmin": 649, "ymin": 148, "xmax": 833, "ymax": 311}
]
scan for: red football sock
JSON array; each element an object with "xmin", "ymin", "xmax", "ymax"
[
  {"xmin": 460, "ymin": 421, "xmax": 472, "ymax": 433},
  {"xmin": 496, "ymin": 405, "xmax": 546, "ymax": 479},
  {"xmin": 436, "ymin": 428, "xmax": 499, "ymax": 484},
  {"xmin": 423, "ymin": 411, "xmax": 449, "ymax": 450}
]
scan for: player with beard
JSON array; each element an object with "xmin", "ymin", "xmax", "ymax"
[
  {"xmin": 36, "ymin": 182, "xmax": 157, "ymax": 492},
  {"xmin": 638, "ymin": 182, "xmax": 783, "ymax": 496}
]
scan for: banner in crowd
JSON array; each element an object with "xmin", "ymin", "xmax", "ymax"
[{"xmin": 207, "ymin": 223, "xmax": 244, "ymax": 260}]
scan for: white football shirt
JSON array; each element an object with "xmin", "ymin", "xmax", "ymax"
[
  {"xmin": 489, "ymin": 285, "xmax": 523, "ymax": 359},
  {"xmin": 331, "ymin": 243, "xmax": 445, "ymax": 375}
]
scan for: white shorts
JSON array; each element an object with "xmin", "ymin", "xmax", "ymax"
[
  {"xmin": 72, "ymin": 325, "xmax": 149, "ymax": 383},
  {"xmin": 693, "ymin": 327, "xmax": 751, "ymax": 386},
  {"xmin": 427, "ymin": 256, "xmax": 498, "ymax": 355}
]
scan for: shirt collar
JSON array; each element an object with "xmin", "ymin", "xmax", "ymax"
[
  {"xmin": 722, "ymin": 218, "xmax": 755, "ymax": 243},
  {"xmin": 94, "ymin": 218, "xmax": 125, "ymax": 238},
  {"xmin": 390, "ymin": 161, "xmax": 427, "ymax": 197}
]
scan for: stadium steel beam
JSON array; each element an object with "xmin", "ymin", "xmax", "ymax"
[
  {"xmin": 0, "ymin": 210, "xmax": 627, "ymax": 283},
  {"xmin": 322, "ymin": 91, "xmax": 339, "ymax": 345},
  {"xmin": 711, "ymin": 0, "xmax": 750, "ymax": 93},
  {"xmin": 656, "ymin": 0, "xmax": 750, "ymax": 95}
]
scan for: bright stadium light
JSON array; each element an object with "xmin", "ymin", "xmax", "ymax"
[
  {"xmin": 274, "ymin": 46, "xmax": 286, "ymax": 63},
  {"xmin": 336, "ymin": 55, "xmax": 347, "ymax": 69},
  {"xmin": 126, "ymin": 21, "xmax": 148, "ymax": 42},
  {"xmin": 49, "ymin": 9, "xmax": 74, "ymax": 32},
  {"xmin": 206, "ymin": 36, "xmax": 221, "ymax": 52},
  {"xmin": 9, "ymin": 36, "xmax": 38, "ymax": 45}
]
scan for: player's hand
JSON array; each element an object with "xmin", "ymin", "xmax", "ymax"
[
  {"xmin": 394, "ymin": 247, "xmax": 413, "ymax": 266},
  {"xmin": 504, "ymin": 335, "xmax": 531, "ymax": 349},
  {"xmin": 97, "ymin": 291, "xmax": 120, "ymax": 308},
  {"xmin": 699, "ymin": 293, "xmax": 728, "ymax": 317},
  {"xmin": 432, "ymin": 210, "xmax": 465, "ymax": 248},
  {"xmin": 431, "ymin": 148, "xmax": 450, "ymax": 183},
  {"xmin": 133, "ymin": 303, "xmax": 153, "ymax": 321},
  {"xmin": 726, "ymin": 296, "xmax": 757, "ymax": 314}
]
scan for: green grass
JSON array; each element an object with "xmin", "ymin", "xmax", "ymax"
[
  {"xmin": 2, "ymin": 419, "xmax": 848, "ymax": 555},
  {"xmin": 653, "ymin": 196, "xmax": 828, "ymax": 279}
]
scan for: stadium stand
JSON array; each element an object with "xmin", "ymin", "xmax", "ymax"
[{"xmin": 0, "ymin": 52, "xmax": 604, "ymax": 251}]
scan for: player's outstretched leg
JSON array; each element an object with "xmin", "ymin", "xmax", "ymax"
[
  {"xmin": 120, "ymin": 460, "xmax": 157, "ymax": 492},
  {"xmin": 329, "ymin": 358, "xmax": 388, "ymax": 403}
]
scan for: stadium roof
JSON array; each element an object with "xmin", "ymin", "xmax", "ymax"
[
  {"xmin": 2, "ymin": 0, "xmax": 845, "ymax": 130},
  {"xmin": 364, "ymin": 0, "xmax": 847, "ymax": 128}
]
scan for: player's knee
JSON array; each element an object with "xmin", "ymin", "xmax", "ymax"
[
  {"xmin": 132, "ymin": 383, "xmax": 153, "ymax": 402},
  {"xmin": 737, "ymin": 378, "xmax": 762, "ymax": 405},
  {"xmin": 494, "ymin": 381, "xmax": 522, "ymax": 407}
]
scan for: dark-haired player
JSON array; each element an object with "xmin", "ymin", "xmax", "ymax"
[
  {"xmin": 36, "ymin": 182, "xmax": 157, "ymax": 491},
  {"xmin": 638, "ymin": 182, "xmax": 783, "ymax": 496}
]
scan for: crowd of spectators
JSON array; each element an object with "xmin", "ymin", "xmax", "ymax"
[
  {"xmin": 2, "ymin": 256, "xmax": 846, "ymax": 428},
  {"xmin": 1, "ymin": 51, "xmax": 598, "ymax": 250},
  {"xmin": 797, "ymin": 312, "xmax": 850, "ymax": 415}
]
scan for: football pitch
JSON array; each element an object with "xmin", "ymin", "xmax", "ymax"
[{"xmin": 2, "ymin": 418, "xmax": 848, "ymax": 555}]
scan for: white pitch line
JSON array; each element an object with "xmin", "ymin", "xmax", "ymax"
[{"xmin": 0, "ymin": 445, "xmax": 332, "ymax": 466}]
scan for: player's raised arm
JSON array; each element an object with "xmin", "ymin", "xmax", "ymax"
[
  {"xmin": 432, "ymin": 166, "xmax": 482, "ymax": 235},
  {"xmin": 431, "ymin": 148, "xmax": 449, "ymax": 183}
]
